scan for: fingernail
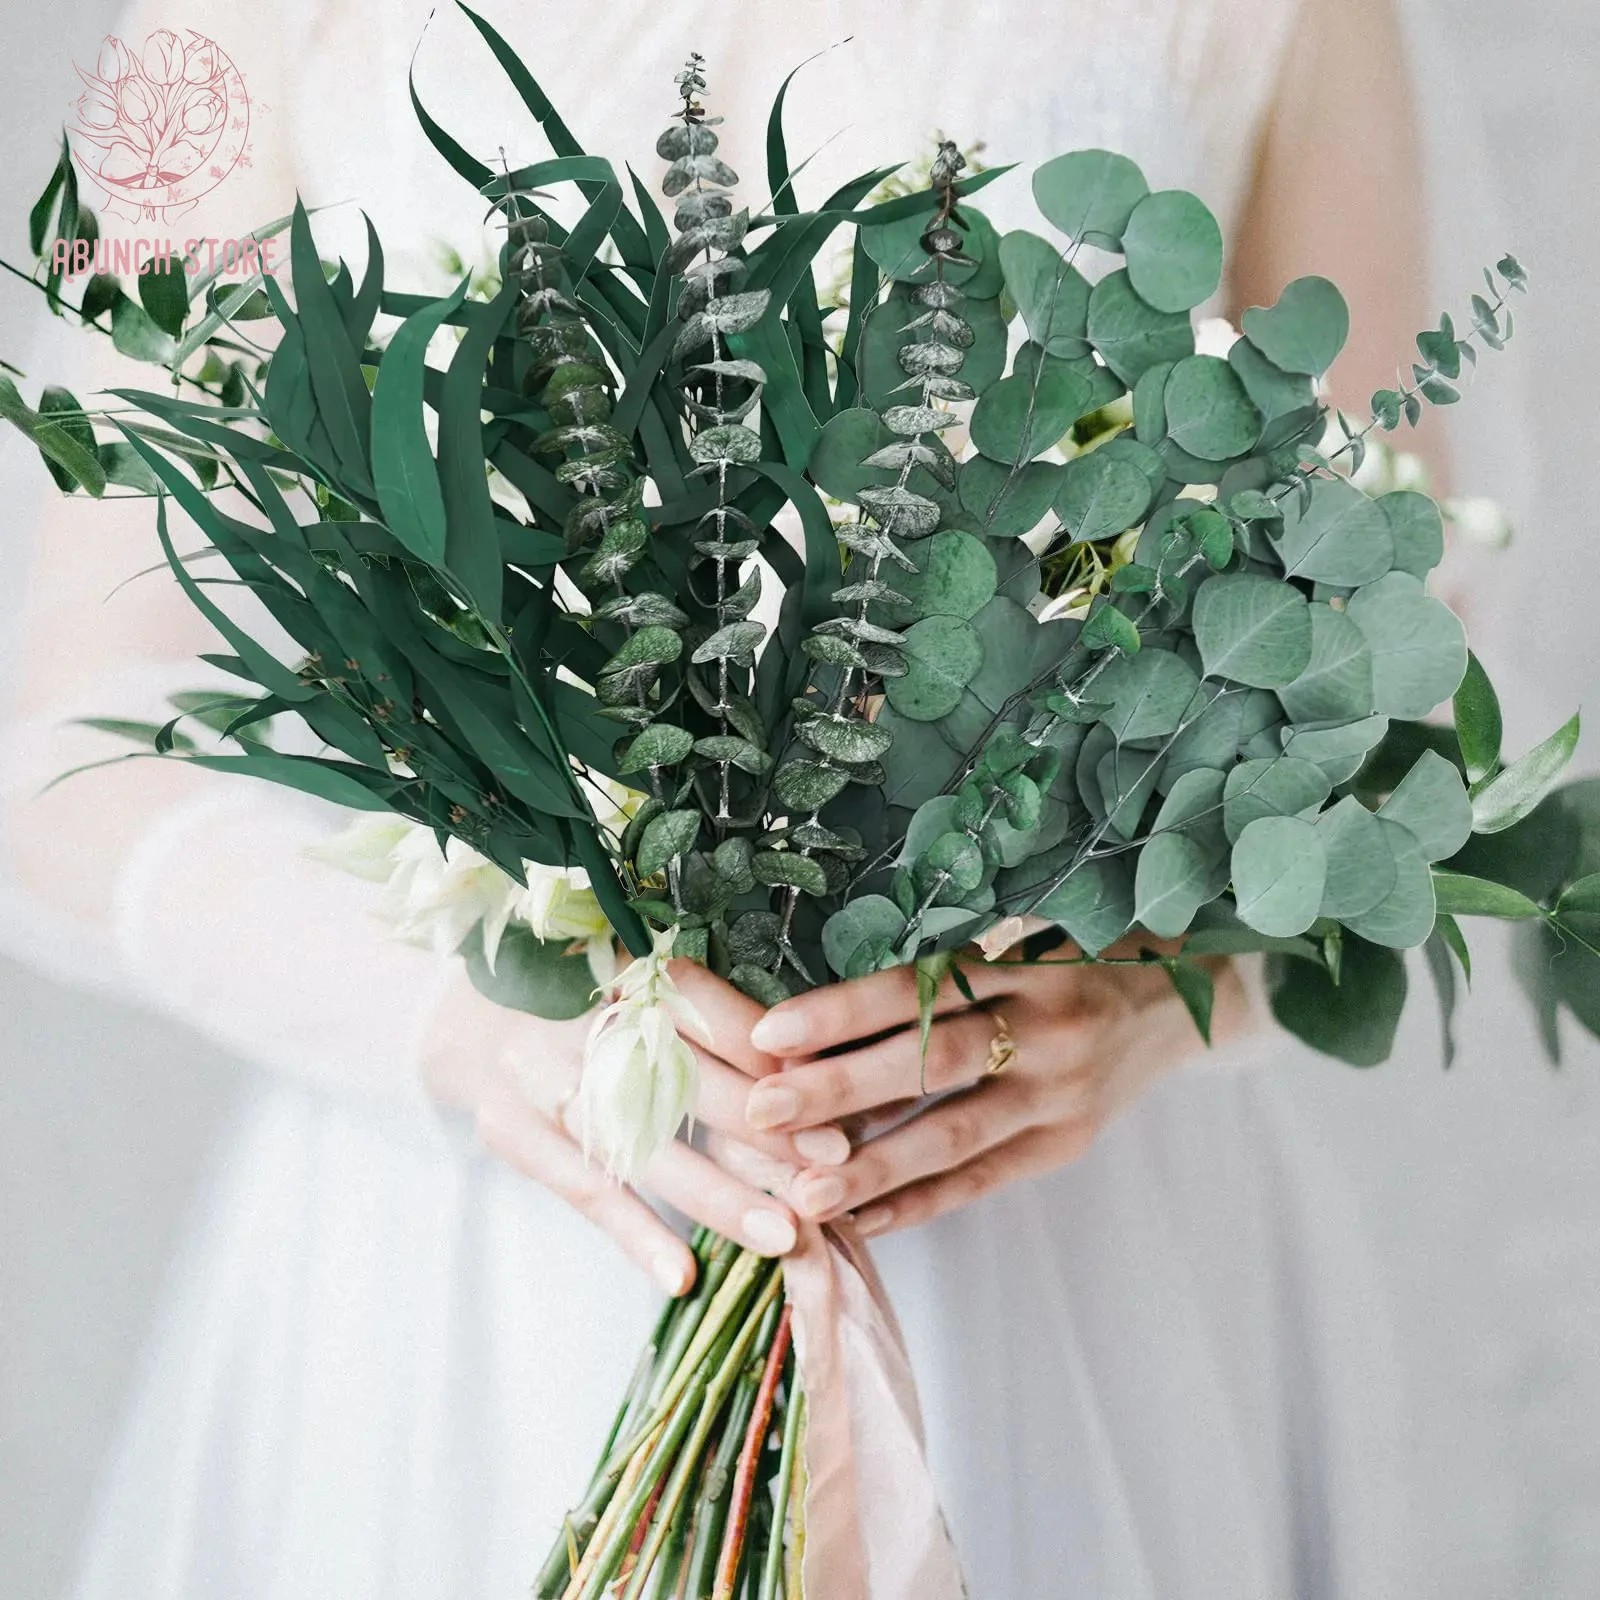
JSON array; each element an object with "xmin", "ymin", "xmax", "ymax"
[
  {"xmin": 746, "ymin": 1083, "xmax": 800, "ymax": 1130},
  {"xmin": 743, "ymin": 1209, "xmax": 798, "ymax": 1256},
  {"xmin": 795, "ymin": 1173, "xmax": 847, "ymax": 1219},
  {"xmin": 856, "ymin": 1206, "xmax": 893, "ymax": 1237},
  {"xmin": 750, "ymin": 1010, "xmax": 809, "ymax": 1053},
  {"xmin": 653, "ymin": 1245, "xmax": 693, "ymax": 1296},
  {"xmin": 793, "ymin": 1127, "xmax": 851, "ymax": 1166}
]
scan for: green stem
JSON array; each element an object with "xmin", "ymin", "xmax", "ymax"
[{"xmin": 757, "ymin": 1381, "xmax": 804, "ymax": 1600}]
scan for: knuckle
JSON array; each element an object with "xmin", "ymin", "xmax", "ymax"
[{"xmin": 933, "ymin": 1104, "xmax": 981, "ymax": 1164}]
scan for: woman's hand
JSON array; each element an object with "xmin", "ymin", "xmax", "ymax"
[
  {"xmin": 421, "ymin": 959, "xmax": 849, "ymax": 1295},
  {"xmin": 738, "ymin": 950, "xmax": 1251, "ymax": 1238}
]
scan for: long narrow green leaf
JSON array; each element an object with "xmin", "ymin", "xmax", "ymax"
[
  {"xmin": 183, "ymin": 750, "xmax": 401, "ymax": 810},
  {"xmin": 371, "ymin": 275, "xmax": 470, "ymax": 564},
  {"xmin": 348, "ymin": 215, "xmax": 385, "ymax": 347},
  {"xmin": 0, "ymin": 374, "xmax": 106, "ymax": 495},
  {"xmin": 1470, "ymin": 712, "xmax": 1581, "ymax": 834}
]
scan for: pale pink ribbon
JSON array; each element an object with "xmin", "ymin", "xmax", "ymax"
[{"xmin": 783, "ymin": 1220, "xmax": 968, "ymax": 1599}]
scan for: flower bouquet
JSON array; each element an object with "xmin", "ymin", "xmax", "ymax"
[{"xmin": 7, "ymin": 8, "xmax": 1599, "ymax": 1594}]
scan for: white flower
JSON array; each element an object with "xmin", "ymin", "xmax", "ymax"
[
  {"xmin": 581, "ymin": 928, "xmax": 709, "ymax": 1180},
  {"xmin": 305, "ymin": 814, "xmax": 416, "ymax": 882},
  {"xmin": 1443, "ymin": 495, "xmax": 1514, "ymax": 549}
]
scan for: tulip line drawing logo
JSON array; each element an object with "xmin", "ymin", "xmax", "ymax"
[{"xmin": 68, "ymin": 29, "xmax": 252, "ymax": 225}]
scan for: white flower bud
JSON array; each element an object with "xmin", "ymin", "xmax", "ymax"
[{"xmin": 1443, "ymin": 495, "xmax": 1514, "ymax": 549}]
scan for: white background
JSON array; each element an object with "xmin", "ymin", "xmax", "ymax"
[{"xmin": 2, "ymin": 4, "xmax": 1597, "ymax": 1597}]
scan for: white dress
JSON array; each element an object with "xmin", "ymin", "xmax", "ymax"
[{"xmin": 1, "ymin": 1, "xmax": 1406, "ymax": 1595}]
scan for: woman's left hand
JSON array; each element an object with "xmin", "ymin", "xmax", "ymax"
[{"xmin": 735, "ymin": 950, "xmax": 1253, "ymax": 1238}]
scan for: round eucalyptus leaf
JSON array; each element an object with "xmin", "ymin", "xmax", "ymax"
[
  {"xmin": 1095, "ymin": 648, "xmax": 1200, "ymax": 743},
  {"xmin": 1376, "ymin": 748, "xmax": 1473, "ymax": 862},
  {"xmin": 1231, "ymin": 815, "xmax": 1328, "ymax": 936},
  {"xmin": 809, "ymin": 405, "xmax": 955, "ymax": 510},
  {"xmin": 1097, "ymin": 745, "xmax": 1165, "ymax": 840},
  {"xmin": 1341, "ymin": 817, "xmax": 1437, "ymax": 947},
  {"xmin": 1378, "ymin": 490, "xmax": 1445, "ymax": 578},
  {"xmin": 1034, "ymin": 854, "xmax": 1135, "ymax": 955},
  {"xmin": 969, "ymin": 362, "xmax": 1093, "ymax": 463},
  {"xmin": 1280, "ymin": 715, "xmax": 1391, "ymax": 784},
  {"xmin": 1157, "ymin": 437, "xmax": 1232, "ymax": 485},
  {"xmin": 1271, "ymin": 476, "xmax": 1395, "ymax": 586},
  {"xmin": 1276, "ymin": 602, "xmax": 1374, "ymax": 723},
  {"xmin": 1316, "ymin": 795, "xmax": 1398, "ymax": 920},
  {"xmin": 933, "ymin": 596, "xmax": 1045, "ymax": 749},
  {"xmin": 1135, "ymin": 831, "xmax": 1216, "ymax": 938},
  {"xmin": 858, "ymin": 203, "xmax": 987, "ymax": 287},
  {"xmin": 1192, "ymin": 573, "xmax": 1312, "ymax": 688},
  {"xmin": 1161, "ymin": 687, "xmax": 1274, "ymax": 789},
  {"xmin": 903, "ymin": 528, "xmax": 997, "ymax": 620},
  {"xmin": 822, "ymin": 895, "xmax": 909, "ymax": 978},
  {"xmin": 1054, "ymin": 452, "xmax": 1154, "ymax": 542},
  {"xmin": 1086, "ymin": 270, "xmax": 1195, "ymax": 386},
  {"xmin": 857, "ymin": 286, "xmax": 1009, "ymax": 411},
  {"xmin": 1223, "ymin": 755, "xmax": 1331, "ymax": 843},
  {"xmin": 959, "ymin": 455, "xmax": 1062, "ymax": 538},
  {"xmin": 923, "ymin": 831, "xmax": 985, "ymax": 893},
  {"xmin": 883, "ymin": 614, "xmax": 984, "ymax": 721},
  {"xmin": 1239, "ymin": 276, "xmax": 1350, "ymax": 376},
  {"xmin": 1095, "ymin": 435, "xmax": 1167, "ymax": 498},
  {"xmin": 900, "ymin": 794, "xmax": 963, "ymax": 865},
  {"xmin": 1345, "ymin": 572, "xmax": 1468, "ymax": 718},
  {"xmin": 1121, "ymin": 189, "xmax": 1223, "ymax": 313},
  {"xmin": 1227, "ymin": 337, "xmax": 1314, "ymax": 423},
  {"xmin": 1132, "ymin": 361, "xmax": 1173, "ymax": 443},
  {"xmin": 1162, "ymin": 356, "xmax": 1263, "ymax": 460},
  {"xmin": 999, "ymin": 230, "xmax": 1091, "ymax": 357},
  {"xmin": 462, "ymin": 924, "xmax": 597, "ymax": 1021},
  {"xmin": 1153, "ymin": 766, "xmax": 1229, "ymax": 857},
  {"xmin": 1032, "ymin": 149, "xmax": 1149, "ymax": 249},
  {"xmin": 877, "ymin": 707, "xmax": 965, "ymax": 809}
]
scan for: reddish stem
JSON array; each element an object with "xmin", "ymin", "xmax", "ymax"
[{"xmin": 711, "ymin": 1305, "xmax": 793, "ymax": 1600}]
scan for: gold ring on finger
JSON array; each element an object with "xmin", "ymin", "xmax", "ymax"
[{"xmin": 984, "ymin": 1011, "xmax": 1016, "ymax": 1078}]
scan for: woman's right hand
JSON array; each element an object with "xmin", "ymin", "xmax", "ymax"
[{"xmin": 419, "ymin": 960, "xmax": 848, "ymax": 1296}]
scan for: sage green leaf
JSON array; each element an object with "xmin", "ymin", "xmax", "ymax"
[
  {"xmin": 753, "ymin": 850, "xmax": 828, "ymax": 896},
  {"xmin": 1276, "ymin": 602, "xmax": 1374, "ymax": 723},
  {"xmin": 858, "ymin": 203, "xmax": 988, "ymax": 286},
  {"xmin": 1032, "ymin": 149, "xmax": 1149, "ymax": 249},
  {"xmin": 1086, "ymin": 269, "xmax": 1195, "ymax": 386},
  {"xmin": 858, "ymin": 288, "xmax": 1008, "ymax": 410},
  {"xmin": 808, "ymin": 405, "xmax": 953, "ymax": 510},
  {"xmin": 1377, "ymin": 749, "xmax": 1473, "ymax": 861},
  {"xmin": 619, "ymin": 723, "xmax": 694, "ymax": 772},
  {"xmin": 1034, "ymin": 855, "xmax": 1135, "ymax": 955},
  {"xmin": 1095, "ymin": 435, "xmax": 1167, "ymax": 498},
  {"xmin": 636, "ymin": 808, "xmax": 701, "ymax": 878},
  {"xmin": 1079, "ymin": 599, "xmax": 1141, "ymax": 656},
  {"xmin": 1453, "ymin": 651, "xmax": 1503, "ymax": 783},
  {"xmin": 1268, "ymin": 936, "xmax": 1406, "ymax": 1066},
  {"xmin": 96, "ymin": 441, "xmax": 160, "ymax": 494},
  {"xmin": 900, "ymin": 795, "xmax": 963, "ymax": 866},
  {"xmin": 461, "ymin": 922, "xmax": 596, "ymax": 1021},
  {"xmin": 1240, "ymin": 276, "xmax": 1349, "ymax": 375},
  {"xmin": 959, "ymin": 456, "xmax": 1061, "ymax": 538},
  {"xmin": 1342, "ymin": 818, "xmax": 1436, "ymax": 947},
  {"xmin": 0, "ymin": 376, "xmax": 106, "ymax": 496},
  {"xmin": 773, "ymin": 757, "xmax": 851, "ymax": 811},
  {"xmin": 1120, "ymin": 190, "xmax": 1223, "ymax": 312},
  {"xmin": 1161, "ymin": 688, "xmax": 1255, "ymax": 789},
  {"xmin": 1556, "ymin": 874, "xmax": 1600, "ymax": 917},
  {"xmin": 1095, "ymin": 649, "xmax": 1200, "ymax": 742},
  {"xmin": 689, "ymin": 423, "xmax": 762, "ymax": 465},
  {"xmin": 1280, "ymin": 715, "xmax": 1390, "ymax": 784},
  {"xmin": 1272, "ymin": 476, "xmax": 1394, "ymax": 585},
  {"xmin": 1379, "ymin": 490, "xmax": 1445, "ymax": 578},
  {"xmin": 1345, "ymin": 572, "xmax": 1467, "ymax": 718},
  {"xmin": 111, "ymin": 294, "xmax": 177, "ymax": 363},
  {"xmin": 1228, "ymin": 337, "xmax": 1313, "ymax": 423},
  {"xmin": 920, "ymin": 832, "xmax": 985, "ymax": 894},
  {"xmin": 1162, "ymin": 355, "xmax": 1262, "ymax": 460},
  {"xmin": 1231, "ymin": 815, "xmax": 1327, "ymax": 936},
  {"xmin": 730, "ymin": 964, "xmax": 792, "ymax": 1006},
  {"xmin": 1153, "ymin": 767, "xmax": 1229, "ymax": 857},
  {"xmin": 694, "ymin": 735, "xmax": 771, "ymax": 775},
  {"xmin": 999, "ymin": 229, "xmax": 1091, "ymax": 357},
  {"xmin": 1192, "ymin": 573, "xmax": 1311, "ymax": 688},
  {"xmin": 370, "ymin": 276, "xmax": 469, "ymax": 565},
  {"xmin": 901, "ymin": 529, "xmax": 997, "ymax": 620},
  {"xmin": 823, "ymin": 896, "xmax": 909, "ymax": 978},
  {"xmin": 796, "ymin": 714, "xmax": 893, "ymax": 764},
  {"xmin": 137, "ymin": 258, "xmax": 187, "ymax": 339},
  {"xmin": 1316, "ymin": 795, "xmax": 1398, "ymax": 920},
  {"xmin": 1135, "ymin": 831, "xmax": 1214, "ymax": 938},
  {"xmin": 1431, "ymin": 870, "xmax": 1544, "ymax": 918},
  {"xmin": 1163, "ymin": 958, "xmax": 1216, "ymax": 1043},
  {"xmin": 1469, "ymin": 711, "xmax": 1581, "ymax": 834},
  {"xmin": 1053, "ymin": 452, "xmax": 1153, "ymax": 542},
  {"xmin": 1097, "ymin": 745, "xmax": 1165, "ymax": 840},
  {"xmin": 883, "ymin": 614, "xmax": 984, "ymax": 721},
  {"xmin": 969, "ymin": 362, "xmax": 1093, "ymax": 462},
  {"xmin": 1223, "ymin": 757, "xmax": 1330, "ymax": 843}
]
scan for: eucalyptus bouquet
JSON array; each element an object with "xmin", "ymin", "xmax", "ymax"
[{"xmin": 7, "ymin": 8, "xmax": 1600, "ymax": 1595}]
